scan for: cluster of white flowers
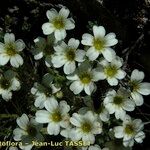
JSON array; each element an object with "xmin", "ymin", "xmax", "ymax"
[{"xmin": 0, "ymin": 5, "xmax": 149, "ymax": 150}]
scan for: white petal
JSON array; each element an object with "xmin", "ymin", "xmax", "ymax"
[
  {"xmin": 116, "ymin": 70, "xmax": 126, "ymax": 79},
  {"xmin": 59, "ymin": 7, "xmax": 70, "ymax": 18},
  {"xmin": 123, "ymin": 100, "xmax": 135, "ymax": 111},
  {"xmin": 0, "ymin": 53, "xmax": 10, "ymax": 65},
  {"xmin": 47, "ymin": 123, "xmax": 60, "ymax": 135},
  {"xmin": 2, "ymin": 90, "xmax": 12, "ymax": 101},
  {"xmin": 134, "ymin": 131, "xmax": 145, "ymax": 143},
  {"xmin": 66, "ymin": 74, "xmax": 79, "ymax": 81},
  {"xmin": 68, "ymin": 38, "xmax": 79, "ymax": 49},
  {"xmin": 70, "ymin": 117, "xmax": 81, "ymax": 127},
  {"xmin": 93, "ymin": 25, "xmax": 106, "ymax": 38},
  {"xmin": 10, "ymin": 54, "xmax": 23, "ymax": 68},
  {"xmin": 46, "ymin": 9, "xmax": 57, "ymax": 21},
  {"xmin": 34, "ymin": 95, "xmax": 45, "ymax": 108},
  {"xmin": 35, "ymin": 110, "xmax": 50, "ymax": 123},
  {"xmin": 114, "ymin": 126, "xmax": 124, "ymax": 138},
  {"xmin": 111, "ymin": 56, "xmax": 123, "ymax": 68},
  {"xmin": 81, "ymin": 33, "xmax": 93, "ymax": 46},
  {"xmin": 65, "ymin": 19, "xmax": 75, "ymax": 30},
  {"xmin": 84, "ymin": 83, "xmax": 95, "ymax": 95},
  {"xmin": 4, "ymin": 33, "xmax": 15, "ymax": 43},
  {"xmin": 115, "ymin": 109, "xmax": 126, "ymax": 120},
  {"xmin": 34, "ymin": 52, "xmax": 43, "ymax": 60},
  {"xmin": 86, "ymin": 47, "xmax": 99, "ymax": 61},
  {"xmin": 59, "ymin": 101, "xmax": 70, "ymax": 114},
  {"xmin": 92, "ymin": 69, "xmax": 105, "ymax": 81},
  {"xmin": 51, "ymin": 55, "xmax": 66, "ymax": 68},
  {"xmin": 105, "ymin": 33, "xmax": 118, "ymax": 47},
  {"xmin": 11, "ymin": 78, "xmax": 20, "ymax": 91},
  {"xmin": 70, "ymin": 81, "xmax": 84, "ymax": 94},
  {"xmin": 131, "ymin": 92, "xmax": 144, "ymax": 106},
  {"xmin": 54, "ymin": 29, "xmax": 66, "ymax": 41},
  {"xmin": 75, "ymin": 50, "xmax": 85, "ymax": 62},
  {"xmin": 44, "ymin": 98, "xmax": 58, "ymax": 112},
  {"xmin": 15, "ymin": 40, "xmax": 25, "ymax": 51},
  {"xmin": 42, "ymin": 22, "xmax": 54, "ymax": 35},
  {"xmin": 102, "ymin": 48, "xmax": 116, "ymax": 62},
  {"xmin": 63, "ymin": 61, "xmax": 76, "ymax": 74},
  {"xmin": 138, "ymin": 83, "xmax": 150, "ymax": 95},
  {"xmin": 13, "ymin": 128, "xmax": 26, "ymax": 141},
  {"xmin": 131, "ymin": 69, "xmax": 144, "ymax": 81},
  {"xmin": 17, "ymin": 114, "xmax": 29, "ymax": 130},
  {"xmin": 107, "ymin": 78, "xmax": 118, "ymax": 86}
]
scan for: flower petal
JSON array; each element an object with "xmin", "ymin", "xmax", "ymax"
[
  {"xmin": 35, "ymin": 110, "xmax": 50, "ymax": 123},
  {"xmin": 59, "ymin": 7, "xmax": 70, "ymax": 18},
  {"xmin": 47, "ymin": 123, "xmax": 60, "ymax": 135},
  {"xmin": 0, "ymin": 54, "xmax": 10, "ymax": 65},
  {"xmin": 102, "ymin": 48, "xmax": 116, "ymax": 62},
  {"xmin": 81, "ymin": 33, "xmax": 93, "ymax": 46},
  {"xmin": 86, "ymin": 47, "xmax": 99, "ymax": 61},
  {"xmin": 4, "ymin": 33, "xmax": 15, "ymax": 43},
  {"xmin": 15, "ymin": 40, "xmax": 25, "ymax": 51},
  {"xmin": 46, "ymin": 9, "xmax": 57, "ymax": 21},
  {"xmin": 107, "ymin": 78, "xmax": 118, "ymax": 86},
  {"xmin": 10, "ymin": 54, "xmax": 23, "ymax": 68},
  {"xmin": 17, "ymin": 114, "xmax": 29, "ymax": 130},
  {"xmin": 54, "ymin": 29, "xmax": 66, "ymax": 41},
  {"xmin": 63, "ymin": 61, "xmax": 76, "ymax": 74},
  {"xmin": 138, "ymin": 82, "xmax": 150, "ymax": 95},
  {"xmin": 68, "ymin": 38, "xmax": 79, "ymax": 49},
  {"xmin": 42, "ymin": 23, "xmax": 54, "ymax": 35},
  {"xmin": 131, "ymin": 69, "xmax": 144, "ymax": 81},
  {"xmin": 131, "ymin": 92, "xmax": 144, "ymax": 106},
  {"xmin": 84, "ymin": 83, "xmax": 95, "ymax": 95},
  {"xmin": 65, "ymin": 19, "xmax": 75, "ymax": 30},
  {"xmin": 75, "ymin": 50, "xmax": 85, "ymax": 62},
  {"xmin": 44, "ymin": 98, "xmax": 58, "ymax": 112},
  {"xmin": 70, "ymin": 81, "xmax": 84, "ymax": 94},
  {"xmin": 93, "ymin": 25, "xmax": 106, "ymax": 38}
]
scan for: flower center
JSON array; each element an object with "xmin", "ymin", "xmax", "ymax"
[
  {"xmin": 129, "ymin": 80, "xmax": 140, "ymax": 92},
  {"xmin": 0, "ymin": 78, "xmax": 11, "ymax": 89},
  {"xmin": 93, "ymin": 38, "xmax": 105, "ymax": 51},
  {"xmin": 52, "ymin": 17, "xmax": 65, "ymax": 29},
  {"xmin": 79, "ymin": 72, "xmax": 92, "ymax": 84},
  {"xmin": 26, "ymin": 125, "xmax": 37, "ymax": 137},
  {"xmin": 125, "ymin": 124, "xmax": 135, "ymax": 135},
  {"xmin": 51, "ymin": 111, "xmax": 62, "ymax": 122},
  {"xmin": 5, "ymin": 43, "xmax": 17, "ymax": 56},
  {"xmin": 104, "ymin": 65, "xmax": 118, "ymax": 77},
  {"xmin": 81, "ymin": 122, "xmax": 92, "ymax": 133},
  {"xmin": 65, "ymin": 49, "xmax": 75, "ymax": 61},
  {"xmin": 113, "ymin": 96, "xmax": 123, "ymax": 105}
]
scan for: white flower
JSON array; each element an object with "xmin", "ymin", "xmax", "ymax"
[
  {"xmin": 51, "ymin": 38, "xmax": 85, "ymax": 74},
  {"xmin": 31, "ymin": 82, "xmax": 60, "ymax": 109},
  {"xmin": 114, "ymin": 115, "xmax": 145, "ymax": 147},
  {"xmin": 81, "ymin": 25, "xmax": 118, "ymax": 61},
  {"xmin": 129, "ymin": 69, "xmax": 150, "ymax": 106},
  {"xmin": 0, "ymin": 33, "xmax": 25, "ymax": 68},
  {"xmin": 0, "ymin": 74, "xmax": 20, "ymax": 101},
  {"xmin": 98, "ymin": 57, "xmax": 126, "ymax": 86},
  {"xmin": 13, "ymin": 114, "xmax": 43, "ymax": 144},
  {"xmin": 19, "ymin": 144, "xmax": 33, "ymax": 150},
  {"xmin": 81, "ymin": 145, "xmax": 109, "ymax": 150},
  {"xmin": 104, "ymin": 89, "xmax": 135, "ymax": 120},
  {"xmin": 67, "ymin": 63, "xmax": 102, "ymax": 95},
  {"xmin": 70, "ymin": 111, "xmax": 102, "ymax": 144},
  {"xmin": 35, "ymin": 98, "xmax": 70, "ymax": 135},
  {"xmin": 42, "ymin": 7, "xmax": 75, "ymax": 41}
]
